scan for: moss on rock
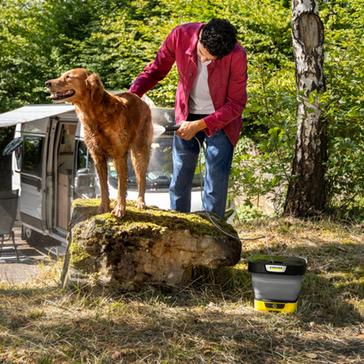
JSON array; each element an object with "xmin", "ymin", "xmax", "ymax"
[{"xmin": 72, "ymin": 198, "xmax": 238, "ymax": 237}]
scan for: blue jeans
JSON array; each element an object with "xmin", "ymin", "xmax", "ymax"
[{"xmin": 169, "ymin": 115, "xmax": 234, "ymax": 218}]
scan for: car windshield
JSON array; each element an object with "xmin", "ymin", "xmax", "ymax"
[{"xmin": 108, "ymin": 136, "xmax": 202, "ymax": 190}]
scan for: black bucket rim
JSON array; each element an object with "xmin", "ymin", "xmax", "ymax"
[{"xmin": 248, "ymin": 255, "xmax": 307, "ymax": 275}]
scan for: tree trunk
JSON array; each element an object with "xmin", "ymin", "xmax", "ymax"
[{"xmin": 284, "ymin": 0, "xmax": 327, "ymax": 217}]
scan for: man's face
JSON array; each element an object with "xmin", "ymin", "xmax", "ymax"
[{"xmin": 197, "ymin": 40, "xmax": 217, "ymax": 63}]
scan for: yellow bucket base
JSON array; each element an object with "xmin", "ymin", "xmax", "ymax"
[{"xmin": 254, "ymin": 299, "xmax": 297, "ymax": 313}]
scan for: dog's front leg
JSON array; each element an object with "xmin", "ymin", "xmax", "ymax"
[
  {"xmin": 91, "ymin": 152, "xmax": 110, "ymax": 214},
  {"xmin": 112, "ymin": 153, "xmax": 128, "ymax": 218},
  {"xmin": 130, "ymin": 148, "xmax": 149, "ymax": 210}
]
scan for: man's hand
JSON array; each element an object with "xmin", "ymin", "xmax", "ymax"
[{"xmin": 176, "ymin": 119, "xmax": 207, "ymax": 140}]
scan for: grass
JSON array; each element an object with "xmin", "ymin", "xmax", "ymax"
[{"xmin": 0, "ymin": 217, "xmax": 363, "ymax": 363}]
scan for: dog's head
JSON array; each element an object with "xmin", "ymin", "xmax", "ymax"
[{"xmin": 45, "ymin": 68, "xmax": 104, "ymax": 104}]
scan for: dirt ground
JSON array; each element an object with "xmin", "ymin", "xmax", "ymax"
[{"xmin": 0, "ymin": 222, "xmax": 63, "ymax": 284}]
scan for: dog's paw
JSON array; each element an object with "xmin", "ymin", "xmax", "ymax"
[
  {"xmin": 136, "ymin": 198, "xmax": 146, "ymax": 210},
  {"xmin": 111, "ymin": 204, "xmax": 126, "ymax": 218}
]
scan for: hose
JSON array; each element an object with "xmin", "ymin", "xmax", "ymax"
[{"xmin": 193, "ymin": 136, "xmax": 265, "ymax": 243}]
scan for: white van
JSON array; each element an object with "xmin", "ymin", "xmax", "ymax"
[{"xmin": 0, "ymin": 104, "xmax": 203, "ymax": 246}]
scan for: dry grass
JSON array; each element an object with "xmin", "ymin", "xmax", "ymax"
[{"xmin": 0, "ymin": 217, "xmax": 363, "ymax": 363}]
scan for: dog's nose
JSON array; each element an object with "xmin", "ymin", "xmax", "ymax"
[{"xmin": 45, "ymin": 81, "xmax": 52, "ymax": 89}]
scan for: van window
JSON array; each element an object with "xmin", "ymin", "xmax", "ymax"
[
  {"xmin": 76, "ymin": 137, "xmax": 201, "ymax": 194},
  {"xmin": 108, "ymin": 137, "xmax": 174, "ymax": 190},
  {"xmin": 76, "ymin": 140, "xmax": 92, "ymax": 170},
  {"xmin": 74, "ymin": 140, "xmax": 97, "ymax": 198},
  {"xmin": 22, "ymin": 136, "xmax": 44, "ymax": 176},
  {"xmin": 108, "ymin": 136, "xmax": 201, "ymax": 191}
]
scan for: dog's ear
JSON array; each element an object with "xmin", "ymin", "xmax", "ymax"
[{"xmin": 86, "ymin": 73, "xmax": 104, "ymax": 103}]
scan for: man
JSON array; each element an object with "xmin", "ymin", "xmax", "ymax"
[{"xmin": 129, "ymin": 19, "xmax": 248, "ymax": 218}]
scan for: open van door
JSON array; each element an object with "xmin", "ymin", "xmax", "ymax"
[
  {"xmin": 51, "ymin": 121, "xmax": 77, "ymax": 236},
  {"xmin": 19, "ymin": 119, "xmax": 50, "ymax": 235}
]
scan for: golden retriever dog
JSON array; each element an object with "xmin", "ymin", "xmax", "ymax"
[{"xmin": 45, "ymin": 68, "xmax": 153, "ymax": 218}]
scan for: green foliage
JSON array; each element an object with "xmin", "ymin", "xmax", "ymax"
[
  {"xmin": 0, "ymin": 0, "xmax": 362, "ymax": 216},
  {"xmin": 320, "ymin": 0, "xmax": 364, "ymax": 212},
  {"xmin": 235, "ymin": 203, "xmax": 264, "ymax": 223},
  {"xmin": 0, "ymin": 1, "xmax": 49, "ymax": 111}
]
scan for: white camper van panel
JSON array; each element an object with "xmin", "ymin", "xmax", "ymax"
[
  {"xmin": 12, "ymin": 123, "xmax": 22, "ymax": 192},
  {"xmin": 20, "ymin": 128, "xmax": 49, "ymax": 232}
]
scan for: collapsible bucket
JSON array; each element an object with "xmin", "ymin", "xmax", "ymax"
[{"xmin": 248, "ymin": 255, "xmax": 307, "ymax": 313}]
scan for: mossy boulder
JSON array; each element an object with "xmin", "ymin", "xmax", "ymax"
[{"xmin": 62, "ymin": 199, "xmax": 241, "ymax": 290}]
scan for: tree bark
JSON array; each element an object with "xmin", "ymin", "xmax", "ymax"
[{"xmin": 284, "ymin": 0, "xmax": 327, "ymax": 217}]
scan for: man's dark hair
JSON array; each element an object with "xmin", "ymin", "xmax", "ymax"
[{"xmin": 200, "ymin": 19, "xmax": 237, "ymax": 59}]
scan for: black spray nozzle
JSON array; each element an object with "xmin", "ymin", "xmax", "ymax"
[{"xmin": 164, "ymin": 124, "xmax": 180, "ymax": 132}]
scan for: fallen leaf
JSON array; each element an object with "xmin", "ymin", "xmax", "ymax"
[
  {"xmin": 305, "ymin": 353, "xmax": 318, "ymax": 359},
  {"xmin": 111, "ymin": 351, "xmax": 122, "ymax": 360}
]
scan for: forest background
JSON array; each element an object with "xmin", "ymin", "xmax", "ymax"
[
  {"xmin": 0, "ymin": 0, "xmax": 363, "ymax": 221},
  {"xmin": 0, "ymin": 2, "xmax": 363, "ymax": 362}
]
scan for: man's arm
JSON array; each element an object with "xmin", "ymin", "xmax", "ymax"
[{"xmin": 129, "ymin": 27, "xmax": 178, "ymax": 97}]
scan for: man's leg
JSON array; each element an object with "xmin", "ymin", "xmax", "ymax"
[
  {"xmin": 203, "ymin": 130, "xmax": 234, "ymax": 218},
  {"xmin": 169, "ymin": 134, "xmax": 201, "ymax": 212}
]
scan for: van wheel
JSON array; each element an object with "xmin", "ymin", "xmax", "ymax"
[{"xmin": 21, "ymin": 226, "xmax": 41, "ymax": 244}]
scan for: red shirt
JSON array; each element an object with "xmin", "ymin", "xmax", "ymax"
[{"xmin": 129, "ymin": 22, "xmax": 248, "ymax": 146}]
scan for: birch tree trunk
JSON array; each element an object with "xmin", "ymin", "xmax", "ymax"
[{"xmin": 284, "ymin": 0, "xmax": 327, "ymax": 217}]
